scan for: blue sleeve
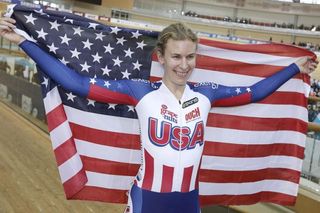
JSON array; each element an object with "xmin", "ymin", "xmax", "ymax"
[
  {"xmin": 194, "ymin": 63, "xmax": 300, "ymax": 107},
  {"xmin": 19, "ymin": 40, "xmax": 145, "ymax": 105}
]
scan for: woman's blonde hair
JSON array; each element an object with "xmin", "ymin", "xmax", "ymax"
[{"xmin": 156, "ymin": 23, "xmax": 198, "ymax": 55}]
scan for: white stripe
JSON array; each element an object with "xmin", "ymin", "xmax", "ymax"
[
  {"xmin": 205, "ymin": 127, "xmax": 306, "ymax": 147},
  {"xmin": 50, "ymin": 120, "xmax": 72, "ymax": 149},
  {"xmin": 201, "ymin": 155, "xmax": 302, "ymax": 171},
  {"xmin": 64, "ymin": 105, "xmax": 140, "ymax": 135},
  {"xmin": 210, "ymin": 103, "xmax": 308, "ymax": 120},
  {"xmin": 86, "ymin": 171, "xmax": 134, "ymax": 190},
  {"xmin": 43, "ymin": 87, "xmax": 62, "ymax": 114},
  {"xmin": 151, "ymin": 160, "xmax": 163, "ymax": 192},
  {"xmin": 199, "ymin": 179, "xmax": 298, "ymax": 196},
  {"xmin": 151, "ymin": 62, "xmax": 308, "ymax": 94},
  {"xmin": 197, "ymin": 44, "xmax": 300, "ymax": 66},
  {"xmin": 75, "ymin": 139, "xmax": 141, "ymax": 164},
  {"xmin": 58, "ymin": 154, "xmax": 83, "ymax": 183}
]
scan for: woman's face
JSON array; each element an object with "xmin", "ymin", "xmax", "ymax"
[{"xmin": 158, "ymin": 38, "xmax": 197, "ymax": 87}]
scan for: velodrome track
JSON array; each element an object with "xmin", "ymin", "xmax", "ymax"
[{"xmin": 0, "ymin": 100, "xmax": 125, "ymax": 212}]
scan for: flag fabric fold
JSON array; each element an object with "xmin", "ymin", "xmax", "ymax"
[{"xmin": 7, "ymin": 4, "xmax": 316, "ymax": 206}]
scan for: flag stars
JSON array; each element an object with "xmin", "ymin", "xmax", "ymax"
[
  {"xmin": 121, "ymin": 69, "xmax": 131, "ymax": 79},
  {"xmin": 124, "ymin": 48, "xmax": 134, "ymax": 58},
  {"xmin": 95, "ymin": 32, "xmax": 105, "ymax": 40},
  {"xmin": 80, "ymin": 61, "xmax": 91, "ymax": 72},
  {"xmin": 60, "ymin": 34, "xmax": 71, "ymax": 45},
  {"xmin": 92, "ymin": 52, "xmax": 102, "ymax": 63},
  {"xmin": 235, "ymin": 88, "xmax": 241, "ymax": 94},
  {"xmin": 66, "ymin": 92, "xmax": 76, "ymax": 102},
  {"xmin": 87, "ymin": 99, "xmax": 96, "ymax": 107},
  {"xmin": 47, "ymin": 43, "xmax": 58, "ymax": 54},
  {"xmin": 41, "ymin": 77, "xmax": 49, "ymax": 88},
  {"xmin": 36, "ymin": 28, "xmax": 48, "ymax": 40},
  {"xmin": 112, "ymin": 57, "xmax": 123, "ymax": 67},
  {"xmin": 110, "ymin": 26, "xmax": 121, "ymax": 34},
  {"xmin": 24, "ymin": 13, "xmax": 37, "ymax": 24},
  {"xmin": 82, "ymin": 39, "xmax": 93, "ymax": 49},
  {"xmin": 65, "ymin": 18, "xmax": 74, "ymax": 24},
  {"xmin": 88, "ymin": 22, "xmax": 99, "ymax": 29},
  {"xmin": 246, "ymin": 88, "xmax": 251, "ymax": 93},
  {"xmin": 136, "ymin": 40, "xmax": 147, "ymax": 50},
  {"xmin": 70, "ymin": 48, "xmax": 81, "ymax": 59},
  {"xmin": 60, "ymin": 57, "xmax": 69, "ymax": 65},
  {"xmin": 116, "ymin": 37, "xmax": 127, "ymax": 45},
  {"xmin": 133, "ymin": 60, "xmax": 142, "ymax": 71},
  {"xmin": 101, "ymin": 65, "xmax": 111, "ymax": 76},
  {"xmin": 131, "ymin": 30, "xmax": 142, "ymax": 39},
  {"xmin": 49, "ymin": 20, "xmax": 61, "ymax": 31},
  {"xmin": 104, "ymin": 44, "xmax": 114, "ymax": 54},
  {"xmin": 73, "ymin": 26, "xmax": 83, "ymax": 36}
]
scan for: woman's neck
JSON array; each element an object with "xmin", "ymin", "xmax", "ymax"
[{"xmin": 162, "ymin": 79, "xmax": 186, "ymax": 101}]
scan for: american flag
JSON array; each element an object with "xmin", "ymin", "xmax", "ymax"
[{"xmin": 8, "ymin": 4, "xmax": 316, "ymax": 206}]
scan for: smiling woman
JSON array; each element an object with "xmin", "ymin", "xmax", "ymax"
[{"xmin": 0, "ymin": 15, "xmax": 318, "ymax": 213}]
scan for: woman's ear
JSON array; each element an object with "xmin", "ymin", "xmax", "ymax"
[{"xmin": 157, "ymin": 50, "xmax": 164, "ymax": 65}]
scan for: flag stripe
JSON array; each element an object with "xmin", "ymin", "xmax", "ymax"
[
  {"xmin": 50, "ymin": 121, "xmax": 73, "ymax": 150},
  {"xmin": 199, "ymin": 192, "xmax": 296, "ymax": 206},
  {"xmin": 201, "ymin": 155, "xmax": 302, "ymax": 171},
  {"xmin": 75, "ymin": 139, "xmax": 141, "ymax": 164},
  {"xmin": 81, "ymin": 155, "xmax": 140, "ymax": 176},
  {"xmin": 198, "ymin": 39, "xmax": 315, "ymax": 58},
  {"xmin": 199, "ymin": 168, "xmax": 300, "ymax": 183},
  {"xmin": 205, "ymin": 127, "xmax": 306, "ymax": 146},
  {"xmin": 43, "ymin": 87, "xmax": 62, "ymax": 113},
  {"xmin": 54, "ymin": 137, "xmax": 77, "ymax": 166},
  {"xmin": 46, "ymin": 103, "xmax": 67, "ymax": 131},
  {"xmin": 70, "ymin": 122, "xmax": 141, "ymax": 149},
  {"xmin": 199, "ymin": 179, "xmax": 298, "ymax": 196},
  {"xmin": 62, "ymin": 168, "xmax": 88, "ymax": 199},
  {"xmin": 86, "ymin": 171, "xmax": 134, "ymax": 190},
  {"xmin": 207, "ymin": 113, "xmax": 307, "ymax": 133},
  {"xmin": 58, "ymin": 153, "xmax": 83, "ymax": 183}
]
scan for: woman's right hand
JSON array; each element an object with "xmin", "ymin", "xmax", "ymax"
[{"xmin": 0, "ymin": 17, "xmax": 25, "ymax": 44}]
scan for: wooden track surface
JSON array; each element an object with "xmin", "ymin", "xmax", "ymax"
[{"xmin": 0, "ymin": 101, "xmax": 125, "ymax": 213}]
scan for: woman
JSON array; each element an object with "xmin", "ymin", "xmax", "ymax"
[{"xmin": 0, "ymin": 17, "xmax": 318, "ymax": 213}]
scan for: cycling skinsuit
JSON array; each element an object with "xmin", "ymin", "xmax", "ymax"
[{"xmin": 20, "ymin": 40, "xmax": 300, "ymax": 213}]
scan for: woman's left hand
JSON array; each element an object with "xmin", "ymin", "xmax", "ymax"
[{"xmin": 295, "ymin": 57, "xmax": 319, "ymax": 74}]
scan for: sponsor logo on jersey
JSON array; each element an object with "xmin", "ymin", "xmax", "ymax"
[
  {"xmin": 148, "ymin": 117, "xmax": 204, "ymax": 150},
  {"xmin": 194, "ymin": 82, "xmax": 218, "ymax": 89},
  {"xmin": 185, "ymin": 107, "xmax": 201, "ymax": 122},
  {"xmin": 160, "ymin": 104, "xmax": 178, "ymax": 123},
  {"xmin": 182, "ymin": 97, "xmax": 198, "ymax": 109}
]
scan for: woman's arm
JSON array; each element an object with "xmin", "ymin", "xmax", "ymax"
[{"xmin": 195, "ymin": 58, "xmax": 318, "ymax": 107}]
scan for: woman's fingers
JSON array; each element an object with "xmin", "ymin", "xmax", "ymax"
[{"xmin": 0, "ymin": 17, "xmax": 16, "ymax": 31}]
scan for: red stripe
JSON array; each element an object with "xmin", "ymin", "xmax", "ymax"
[
  {"xmin": 70, "ymin": 123, "xmax": 141, "ymax": 150},
  {"xmin": 203, "ymin": 142, "xmax": 305, "ymax": 159},
  {"xmin": 161, "ymin": 165, "xmax": 174, "ymax": 192},
  {"xmin": 54, "ymin": 137, "xmax": 77, "ymax": 166},
  {"xmin": 88, "ymin": 84, "xmax": 138, "ymax": 106},
  {"xmin": 258, "ymin": 91, "xmax": 307, "ymax": 106},
  {"xmin": 46, "ymin": 104, "xmax": 67, "ymax": 131},
  {"xmin": 199, "ymin": 191, "xmax": 297, "ymax": 206},
  {"xmin": 81, "ymin": 155, "xmax": 139, "ymax": 176},
  {"xmin": 181, "ymin": 166, "xmax": 193, "ymax": 192},
  {"xmin": 207, "ymin": 114, "xmax": 308, "ymax": 133},
  {"xmin": 213, "ymin": 93, "xmax": 251, "ymax": 107},
  {"xmin": 199, "ymin": 38, "xmax": 316, "ymax": 58},
  {"xmin": 62, "ymin": 168, "xmax": 88, "ymax": 199},
  {"xmin": 199, "ymin": 168, "xmax": 301, "ymax": 183},
  {"xmin": 71, "ymin": 186, "xmax": 128, "ymax": 203},
  {"xmin": 142, "ymin": 149, "xmax": 154, "ymax": 190}
]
